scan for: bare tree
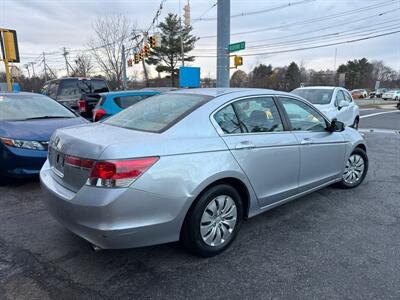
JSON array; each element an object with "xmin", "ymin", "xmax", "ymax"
[
  {"xmin": 71, "ymin": 53, "xmax": 94, "ymax": 77},
  {"xmin": 89, "ymin": 14, "xmax": 135, "ymax": 90}
]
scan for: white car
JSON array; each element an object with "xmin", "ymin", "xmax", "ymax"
[
  {"xmin": 382, "ymin": 90, "xmax": 400, "ymax": 101},
  {"xmin": 291, "ymin": 86, "xmax": 360, "ymax": 129}
]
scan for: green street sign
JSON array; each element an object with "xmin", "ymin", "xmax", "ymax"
[{"xmin": 229, "ymin": 41, "xmax": 245, "ymax": 53}]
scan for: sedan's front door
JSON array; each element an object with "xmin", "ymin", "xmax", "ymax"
[
  {"xmin": 214, "ymin": 96, "xmax": 300, "ymax": 208},
  {"xmin": 280, "ymin": 97, "xmax": 346, "ymax": 192}
]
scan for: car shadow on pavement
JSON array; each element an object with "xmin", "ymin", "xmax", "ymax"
[{"xmin": 0, "ymin": 175, "xmax": 40, "ymax": 187}]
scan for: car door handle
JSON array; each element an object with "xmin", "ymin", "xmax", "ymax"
[
  {"xmin": 300, "ymin": 138, "xmax": 313, "ymax": 145},
  {"xmin": 235, "ymin": 141, "xmax": 255, "ymax": 150}
]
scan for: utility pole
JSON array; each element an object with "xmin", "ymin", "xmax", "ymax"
[
  {"xmin": 62, "ymin": 47, "xmax": 70, "ymax": 76},
  {"xmin": 121, "ymin": 44, "xmax": 127, "ymax": 90},
  {"xmin": 333, "ymin": 48, "xmax": 337, "ymax": 71},
  {"xmin": 24, "ymin": 64, "xmax": 31, "ymax": 77},
  {"xmin": 43, "ymin": 52, "xmax": 48, "ymax": 81},
  {"xmin": 216, "ymin": 0, "xmax": 230, "ymax": 87},
  {"xmin": 30, "ymin": 62, "xmax": 36, "ymax": 77}
]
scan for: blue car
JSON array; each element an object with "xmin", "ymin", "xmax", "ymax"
[
  {"xmin": 92, "ymin": 90, "xmax": 160, "ymax": 121},
  {"xmin": 0, "ymin": 92, "xmax": 87, "ymax": 178}
]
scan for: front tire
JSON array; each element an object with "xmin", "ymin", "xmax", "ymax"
[
  {"xmin": 181, "ymin": 184, "xmax": 243, "ymax": 257},
  {"xmin": 352, "ymin": 117, "xmax": 359, "ymax": 130},
  {"xmin": 336, "ymin": 148, "xmax": 368, "ymax": 189}
]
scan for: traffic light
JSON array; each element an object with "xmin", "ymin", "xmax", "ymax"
[
  {"xmin": 127, "ymin": 58, "xmax": 132, "ymax": 67},
  {"xmin": 149, "ymin": 36, "xmax": 156, "ymax": 48},
  {"xmin": 0, "ymin": 29, "xmax": 20, "ymax": 62},
  {"xmin": 134, "ymin": 53, "xmax": 139, "ymax": 64},
  {"xmin": 234, "ymin": 55, "xmax": 243, "ymax": 68},
  {"xmin": 144, "ymin": 44, "xmax": 150, "ymax": 57},
  {"xmin": 183, "ymin": 4, "xmax": 190, "ymax": 26},
  {"xmin": 138, "ymin": 51, "xmax": 143, "ymax": 61}
]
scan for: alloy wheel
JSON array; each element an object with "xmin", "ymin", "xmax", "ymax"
[
  {"xmin": 200, "ymin": 195, "xmax": 237, "ymax": 247},
  {"xmin": 343, "ymin": 154, "xmax": 365, "ymax": 185}
]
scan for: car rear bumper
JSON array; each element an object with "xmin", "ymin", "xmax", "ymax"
[
  {"xmin": 0, "ymin": 144, "xmax": 47, "ymax": 177},
  {"xmin": 39, "ymin": 160, "xmax": 190, "ymax": 249}
]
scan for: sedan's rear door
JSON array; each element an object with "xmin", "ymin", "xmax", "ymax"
[{"xmin": 213, "ymin": 96, "xmax": 300, "ymax": 208}]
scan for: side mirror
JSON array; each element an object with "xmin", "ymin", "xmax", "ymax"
[
  {"xmin": 329, "ymin": 119, "xmax": 345, "ymax": 132},
  {"xmin": 338, "ymin": 100, "xmax": 349, "ymax": 109}
]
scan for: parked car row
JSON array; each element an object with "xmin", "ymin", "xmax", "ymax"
[
  {"xmin": 1, "ymin": 86, "xmax": 368, "ymax": 257},
  {"xmin": 349, "ymin": 88, "xmax": 400, "ymax": 100}
]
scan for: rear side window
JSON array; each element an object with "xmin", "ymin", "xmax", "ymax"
[
  {"xmin": 105, "ymin": 93, "xmax": 212, "ymax": 133},
  {"xmin": 233, "ymin": 97, "xmax": 283, "ymax": 133},
  {"xmin": 214, "ymin": 105, "xmax": 241, "ymax": 134},
  {"xmin": 114, "ymin": 95, "xmax": 152, "ymax": 109}
]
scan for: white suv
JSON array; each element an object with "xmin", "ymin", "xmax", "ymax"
[{"xmin": 291, "ymin": 86, "xmax": 360, "ymax": 129}]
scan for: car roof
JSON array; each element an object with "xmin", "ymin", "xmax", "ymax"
[
  {"xmin": 294, "ymin": 86, "xmax": 338, "ymax": 90},
  {"xmin": 0, "ymin": 91, "xmax": 43, "ymax": 97},
  {"xmin": 101, "ymin": 90, "xmax": 160, "ymax": 96},
  {"xmin": 166, "ymin": 88, "xmax": 290, "ymax": 97}
]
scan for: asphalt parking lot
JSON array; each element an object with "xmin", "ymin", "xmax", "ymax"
[{"xmin": 1, "ymin": 110, "xmax": 399, "ymax": 299}]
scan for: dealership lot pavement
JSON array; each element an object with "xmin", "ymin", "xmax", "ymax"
[{"xmin": 1, "ymin": 112, "xmax": 399, "ymax": 299}]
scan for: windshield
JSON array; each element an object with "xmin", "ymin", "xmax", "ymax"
[
  {"xmin": 0, "ymin": 93, "xmax": 76, "ymax": 121},
  {"xmin": 291, "ymin": 88, "xmax": 334, "ymax": 105},
  {"xmin": 105, "ymin": 93, "xmax": 212, "ymax": 132},
  {"xmin": 59, "ymin": 79, "xmax": 109, "ymax": 98}
]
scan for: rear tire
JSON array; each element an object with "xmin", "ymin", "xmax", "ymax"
[
  {"xmin": 181, "ymin": 184, "xmax": 243, "ymax": 257},
  {"xmin": 335, "ymin": 148, "xmax": 368, "ymax": 189}
]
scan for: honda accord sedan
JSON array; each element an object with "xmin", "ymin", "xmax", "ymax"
[{"xmin": 40, "ymin": 88, "xmax": 368, "ymax": 257}]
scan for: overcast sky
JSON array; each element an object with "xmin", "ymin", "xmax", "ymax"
[{"xmin": 1, "ymin": 0, "xmax": 400, "ymax": 79}]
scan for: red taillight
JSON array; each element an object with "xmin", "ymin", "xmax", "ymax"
[
  {"xmin": 65, "ymin": 155, "xmax": 94, "ymax": 169},
  {"xmin": 78, "ymin": 99, "xmax": 87, "ymax": 113},
  {"xmin": 88, "ymin": 157, "xmax": 159, "ymax": 187},
  {"xmin": 93, "ymin": 108, "xmax": 106, "ymax": 122}
]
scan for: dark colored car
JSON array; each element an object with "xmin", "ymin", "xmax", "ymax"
[
  {"xmin": 0, "ymin": 92, "xmax": 87, "ymax": 178},
  {"xmin": 41, "ymin": 77, "xmax": 109, "ymax": 119},
  {"xmin": 92, "ymin": 90, "xmax": 160, "ymax": 121}
]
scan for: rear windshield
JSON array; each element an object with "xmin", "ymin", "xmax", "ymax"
[
  {"xmin": 114, "ymin": 94, "xmax": 155, "ymax": 109},
  {"xmin": 291, "ymin": 88, "xmax": 334, "ymax": 105},
  {"xmin": 0, "ymin": 94, "xmax": 76, "ymax": 121},
  {"xmin": 59, "ymin": 79, "xmax": 109, "ymax": 98},
  {"xmin": 105, "ymin": 93, "xmax": 212, "ymax": 132}
]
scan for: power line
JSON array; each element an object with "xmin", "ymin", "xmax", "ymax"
[
  {"xmin": 192, "ymin": 20, "xmax": 400, "ymax": 52},
  {"xmin": 192, "ymin": 1, "xmax": 217, "ymax": 22},
  {"xmin": 195, "ymin": 0, "xmax": 316, "ymax": 21},
  {"xmin": 198, "ymin": 0, "xmax": 397, "ymax": 38},
  {"xmin": 241, "ymin": 7, "xmax": 400, "ymax": 46},
  {"xmin": 192, "ymin": 30, "xmax": 400, "ymax": 57},
  {"xmin": 245, "ymin": 22, "xmax": 400, "ymax": 50}
]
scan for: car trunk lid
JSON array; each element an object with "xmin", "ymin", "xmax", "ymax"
[{"xmin": 48, "ymin": 123, "xmax": 161, "ymax": 192}]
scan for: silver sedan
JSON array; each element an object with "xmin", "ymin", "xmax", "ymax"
[{"xmin": 40, "ymin": 88, "xmax": 368, "ymax": 257}]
